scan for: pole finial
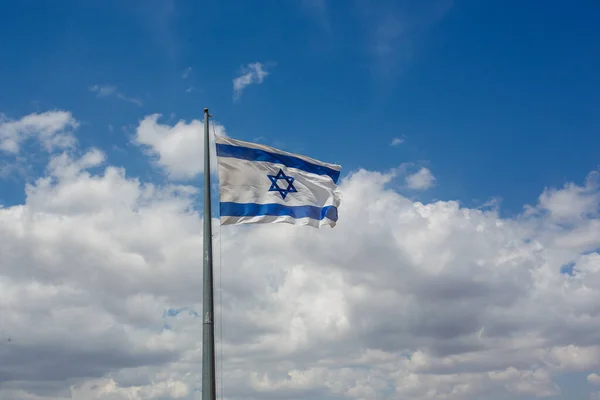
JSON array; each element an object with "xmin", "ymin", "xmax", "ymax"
[{"xmin": 204, "ymin": 108, "xmax": 209, "ymax": 113}]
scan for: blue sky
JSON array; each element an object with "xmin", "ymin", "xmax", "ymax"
[{"xmin": 1, "ymin": 0, "xmax": 599, "ymax": 214}]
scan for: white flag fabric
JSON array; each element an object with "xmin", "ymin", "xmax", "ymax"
[{"xmin": 215, "ymin": 135, "xmax": 341, "ymax": 228}]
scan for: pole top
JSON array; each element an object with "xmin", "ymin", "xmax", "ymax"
[{"xmin": 204, "ymin": 108, "xmax": 209, "ymax": 113}]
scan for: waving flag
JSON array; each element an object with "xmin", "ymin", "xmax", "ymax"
[{"xmin": 215, "ymin": 135, "xmax": 341, "ymax": 228}]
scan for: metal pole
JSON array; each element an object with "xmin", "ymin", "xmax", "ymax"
[{"xmin": 202, "ymin": 108, "xmax": 216, "ymax": 400}]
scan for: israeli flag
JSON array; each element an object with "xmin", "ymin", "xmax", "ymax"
[{"xmin": 215, "ymin": 135, "xmax": 341, "ymax": 228}]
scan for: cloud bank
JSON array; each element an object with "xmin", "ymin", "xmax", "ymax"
[{"xmin": 2, "ymin": 110, "xmax": 600, "ymax": 399}]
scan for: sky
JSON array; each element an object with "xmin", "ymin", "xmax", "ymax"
[{"xmin": 1, "ymin": 0, "xmax": 600, "ymax": 399}]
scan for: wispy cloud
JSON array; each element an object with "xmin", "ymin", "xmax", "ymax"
[
  {"xmin": 185, "ymin": 86, "xmax": 193, "ymax": 93},
  {"xmin": 360, "ymin": 0, "xmax": 453, "ymax": 76},
  {"xmin": 232, "ymin": 62, "xmax": 271, "ymax": 101},
  {"xmin": 406, "ymin": 167, "xmax": 436, "ymax": 190},
  {"xmin": 182, "ymin": 67, "xmax": 192, "ymax": 79},
  {"xmin": 390, "ymin": 136, "xmax": 406, "ymax": 146},
  {"xmin": 300, "ymin": 0, "xmax": 331, "ymax": 33},
  {"xmin": 89, "ymin": 84, "xmax": 143, "ymax": 107},
  {"xmin": 89, "ymin": 85, "xmax": 117, "ymax": 97},
  {"xmin": 126, "ymin": 0, "xmax": 180, "ymax": 61}
]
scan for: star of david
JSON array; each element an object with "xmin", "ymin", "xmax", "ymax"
[{"xmin": 267, "ymin": 169, "xmax": 297, "ymax": 199}]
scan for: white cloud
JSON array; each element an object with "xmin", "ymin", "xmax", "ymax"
[
  {"xmin": 4, "ymin": 109, "xmax": 600, "ymax": 399},
  {"xmin": 405, "ymin": 166, "xmax": 436, "ymax": 189},
  {"xmin": 0, "ymin": 111, "xmax": 78, "ymax": 154},
  {"xmin": 390, "ymin": 136, "xmax": 405, "ymax": 146},
  {"xmin": 537, "ymin": 171, "xmax": 600, "ymax": 221},
  {"xmin": 233, "ymin": 62, "xmax": 270, "ymax": 101},
  {"xmin": 182, "ymin": 66, "xmax": 192, "ymax": 79},
  {"xmin": 589, "ymin": 373, "xmax": 600, "ymax": 386},
  {"xmin": 90, "ymin": 84, "xmax": 143, "ymax": 107},
  {"xmin": 133, "ymin": 113, "xmax": 226, "ymax": 180}
]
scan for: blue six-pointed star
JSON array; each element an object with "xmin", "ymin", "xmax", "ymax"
[{"xmin": 267, "ymin": 169, "xmax": 297, "ymax": 199}]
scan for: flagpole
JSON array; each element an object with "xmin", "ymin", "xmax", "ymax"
[{"xmin": 202, "ymin": 107, "xmax": 217, "ymax": 400}]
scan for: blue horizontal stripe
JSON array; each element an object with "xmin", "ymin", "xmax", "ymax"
[
  {"xmin": 220, "ymin": 202, "xmax": 338, "ymax": 222},
  {"xmin": 216, "ymin": 143, "xmax": 340, "ymax": 184}
]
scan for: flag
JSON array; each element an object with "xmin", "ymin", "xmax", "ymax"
[{"xmin": 215, "ymin": 135, "xmax": 341, "ymax": 228}]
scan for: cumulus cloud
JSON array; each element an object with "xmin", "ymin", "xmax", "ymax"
[
  {"xmin": 405, "ymin": 166, "xmax": 436, "ymax": 189},
  {"xmin": 133, "ymin": 114, "xmax": 227, "ymax": 180},
  {"xmin": 232, "ymin": 62, "xmax": 270, "ymax": 101},
  {"xmin": 0, "ymin": 110, "xmax": 78, "ymax": 154},
  {"xmin": 589, "ymin": 373, "xmax": 600, "ymax": 385},
  {"xmin": 537, "ymin": 171, "xmax": 600, "ymax": 222},
  {"xmin": 90, "ymin": 84, "xmax": 143, "ymax": 107},
  {"xmin": 4, "ymin": 109, "xmax": 600, "ymax": 399}
]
